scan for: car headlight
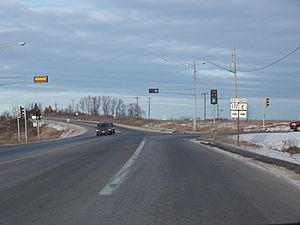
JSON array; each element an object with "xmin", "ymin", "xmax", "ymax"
[
  {"xmin": 292, "ymin": 123, "xmax": 296, "ymax": 126},
  {"xmin": 96, "ymin": 129, "xmax": 99, "ymax": 132}
]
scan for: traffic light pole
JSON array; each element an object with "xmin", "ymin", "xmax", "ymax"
[
  {"xmin": 237, "ymin": 107, "xmax": 240, "ymax": 146},
  {"xmin": 193, "ymin": 61, "xmax": 197, "ymax": 131},
  {"xmin": 148, "ymin": 97, "xmax": 151, "ymax": 120},
  {"xmin": 263, "ymin": 100, "xmax": 266, "ymax": 130},
  {"xmin": 17, "ymin": 113, "xmax": 20, "ymax": 143},
  {"xmin": 213, "ymin": 104, "xmax": 217, "ymax": 141},
  {"xmin": 24, "ymin": 109, "xmax": 28, "ymax": 142},
  {"xmin": 37, "ymin": 120, "xmax": 40, "ymax": 141}
]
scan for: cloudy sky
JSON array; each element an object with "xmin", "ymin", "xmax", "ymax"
[{"xmin": 0, "ymin": 0, "xmax": 299, "ymax": 120}]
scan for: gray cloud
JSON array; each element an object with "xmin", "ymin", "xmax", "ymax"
[{"xmin": 0, "ymin": 0, "xmax": 299, "ymax": 119}]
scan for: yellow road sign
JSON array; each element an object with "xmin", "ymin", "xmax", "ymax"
[{"xmin": 34, "ymin": 76, "xmax": 48, "ymax": 83}]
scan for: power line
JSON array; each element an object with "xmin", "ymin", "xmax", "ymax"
[
  {"xmin": 239, "ymin": 45, "xmax": 300, "ymax": 72},
  {"xmin": 237, "ymin": 23, "xmax": 300, "ymax": 49}
]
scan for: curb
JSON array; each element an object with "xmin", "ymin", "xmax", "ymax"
[{"xmin": 199, "ymin": 140, "xmax": 300, "ymax": 174}]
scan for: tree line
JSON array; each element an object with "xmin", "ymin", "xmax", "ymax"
[
  {"xmin": 46, "ymin": 95, "xmax": 145, "ymax": 118},
  {"xmin": 0, "ymin": 95, "xmax": 146, "ymax": 121}
]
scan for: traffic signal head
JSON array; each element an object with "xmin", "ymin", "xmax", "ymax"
[
  {"xmin": 266, "ymin": 98, "xmax": 270, "ymax": 107},
  {"xmin": 35, "ymin": 109, "xmax": 41, "ymax": 120},
  {"xmin": 263, "ymin": 98, "xmax": 270, "ymax": 107},
  {"xmin": 210, "ymin": 89, "xmax": 218, "ymax": 104},
  {"xmin": 20, "ymin": 106, "xmax": 25, "ymax": 118},
  {"xmin": 149, "ymin": 88, "xmax": 159, "ymax": 94}
]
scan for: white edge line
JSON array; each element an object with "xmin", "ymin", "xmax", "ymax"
[{"xmin": 99, "ymin": 138, "xmax": 146, "ymax": 196}]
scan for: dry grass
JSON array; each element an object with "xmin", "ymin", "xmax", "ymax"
[
  {"xmin": 39, "ymin": 127, "xmax": 63, "ymax": 140},
  {"xmin": 0, "ymin": 120, "xmax": 63, "ymax": 145},
  {"xmin": 282, "ymin": 146, "xmax": 300, "ymax": 155}
]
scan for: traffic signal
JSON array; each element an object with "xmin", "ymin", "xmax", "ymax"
[
  {"xmin": 210, "ymin": 89, "xmax": 218, "ymax": 104},
  {"xmin": 35, "ymin": 109, "xmax": 41, "ymax": 120},
  {"xmin": 265, "ymin": 98, "xmax": 270, "ymax": 108},
  {"xmin": 20, "ymin": 106, "xmax": 25, "ymax": 118},
  {"xmin": 149, "ymin": 88, "xmax": 159, "ymax": 94}
]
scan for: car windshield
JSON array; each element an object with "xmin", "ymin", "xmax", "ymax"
[{"xmin": 97, "ymin": 123, "xmax": 108, "ymax": 128}]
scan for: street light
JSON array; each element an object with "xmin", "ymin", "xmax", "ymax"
[
  {"xmin": 0, "ymin": 41, "xmax": 26, "ymax": 50},
  {"xmin": 203, "ymin": 49, "xmax": 237, "ymax": 98},
  {"xmin": 163, "ymin": 58, "xmax": 199, "ymax": 131}
]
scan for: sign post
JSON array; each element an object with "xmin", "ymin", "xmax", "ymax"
[
  {"xmin": 230, "ymin": 98, "xmax": 248, "ymax": 146},
  {"xmin": 37, "ymin": 120, "xmax": 40, "ymax": 141},
  {"xmin": 24, "ymin": 108, "xmax": 28, "ymax": 142},
  {"xmin": 237, "ymin": 105, "xmax": 240, "ymax": 146},
  {"xmin": 17, "ymin": 106, "xmax": 20, "ymax": 143}
]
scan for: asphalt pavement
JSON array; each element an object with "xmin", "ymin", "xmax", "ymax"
[{"xmin": 0, "ymin": 120, "xmax": 299, "ymax": 225}]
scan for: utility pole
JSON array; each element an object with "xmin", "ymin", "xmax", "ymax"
[
  {"xmin": 231, "ymin": 48, "xmax": 237, "ymax": 98},
  {"xmin": 148, "ymin": 97, "xmax": 151, "ymax": 120},
  {"xmin": 92, "ymin": 97, "xmax": 96, "ymax": 116},
  {"xmin": 71, "ymin": 99, "xmax": 75, "ymax": 114},
  {"xmin": 89, "ymin": 97, "xmax": 96, "ymax": 116},
  {"xmin": 163, "ymin": 58, "xmax": 198, "ymax": 130},
  {"xmin": 134, "ymin": 96, "xmax": 140, "ymax": 117},
  {"xmin": 54, "ymin": 101, "xmax": 57, "ymax": 113},
  {"xmin": 193, "ymin": 61, "xmax": 197, "ymax": 130},
  {"xmin": 201, "ymin": 92, "xmax": 208, "ymax": 121}
]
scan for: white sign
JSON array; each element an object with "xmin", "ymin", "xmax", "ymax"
[
  {"xmin": 230, "ymin": 98, "xmax": 247, "ymax": 111},
  {"xmin": 231, "ymin": 110, "xmax": 247, "ymax": 119},
  {"xmin": 32, "ymin": 122, "xmax": 42, "ymax": 127},
  {"xmin": 230, "ymin": 98, "xmax": 248, "ymax": 119}
]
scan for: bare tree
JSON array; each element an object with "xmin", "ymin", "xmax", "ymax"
[
  {"xmin": 127, "ymin": 103, "xmax": 145, "ymax": 118},
  {"xmin": 11, "ymin": 105, "xmax": 18, "ymax": 118},
  {"xmin": 115, "ymin": 98, "xmax": 126, "ymax": 116},
  {"xmin": 0, "ymin": 111, "xmax": 12, "ymax": 120},
  {"xmin": 102, "ymin": 96, "xmax": 112, "ymax": 116},
  {"xmin": 94, "ymin": 96, "xmax": 102, "ymax": 116},
  {"xmin": 110, "ymin": 98, "xmax": 118, "ymax": 116},
  {"xmin": 79, "ymin": 96, "xmax": 92, "ymax": 114}
]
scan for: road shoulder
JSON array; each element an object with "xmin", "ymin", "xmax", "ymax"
[{"xmin": 192, "ymin": 140, "xmax": 300, "ymax": 190}]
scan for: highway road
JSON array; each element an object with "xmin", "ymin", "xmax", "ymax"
[{"xmin": 0, "ymin": 120, "xmax": 300, "ymax": 225}]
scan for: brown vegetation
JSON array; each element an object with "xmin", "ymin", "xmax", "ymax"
[{"xmin": 282, "ymin": 146, "xmax": 300, "ymax": 155}]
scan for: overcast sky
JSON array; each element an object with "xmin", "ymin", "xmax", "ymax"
[{"xmin": 0, "ymin": 0, "xmax": 299, "ymax": 120}]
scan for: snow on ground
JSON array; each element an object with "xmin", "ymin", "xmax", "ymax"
[
  {"xmin": 44, "ymin": 120, "xmax": 87, "ymax": 138},
  {"xmin": 231, "ymin": 132, "xmax": 300, "ymax": 165}
]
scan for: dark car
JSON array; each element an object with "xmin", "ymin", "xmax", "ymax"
[
  {"xmin": 289, "ymin": 121, "xmax": 300, "ymax": 131},
  {"xmin": 95, "ymin": 123, "xmax": 113, "ymax": 136},
  {"xmin": 109, "ymin": 122, "xmax": 116, "ymax": 134}
]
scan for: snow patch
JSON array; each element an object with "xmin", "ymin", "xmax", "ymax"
[
  {"xmin": 44, "ymin": 120, "xmax": 87, "ymax": 138},
  {"xmin": 231, "ymin": 132, "xmax": 300, "ymax": 165}
]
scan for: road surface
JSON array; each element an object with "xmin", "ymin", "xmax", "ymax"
[{"xmin": 0, "ymin": 120, "xmax": 299, "ymax": 225}]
